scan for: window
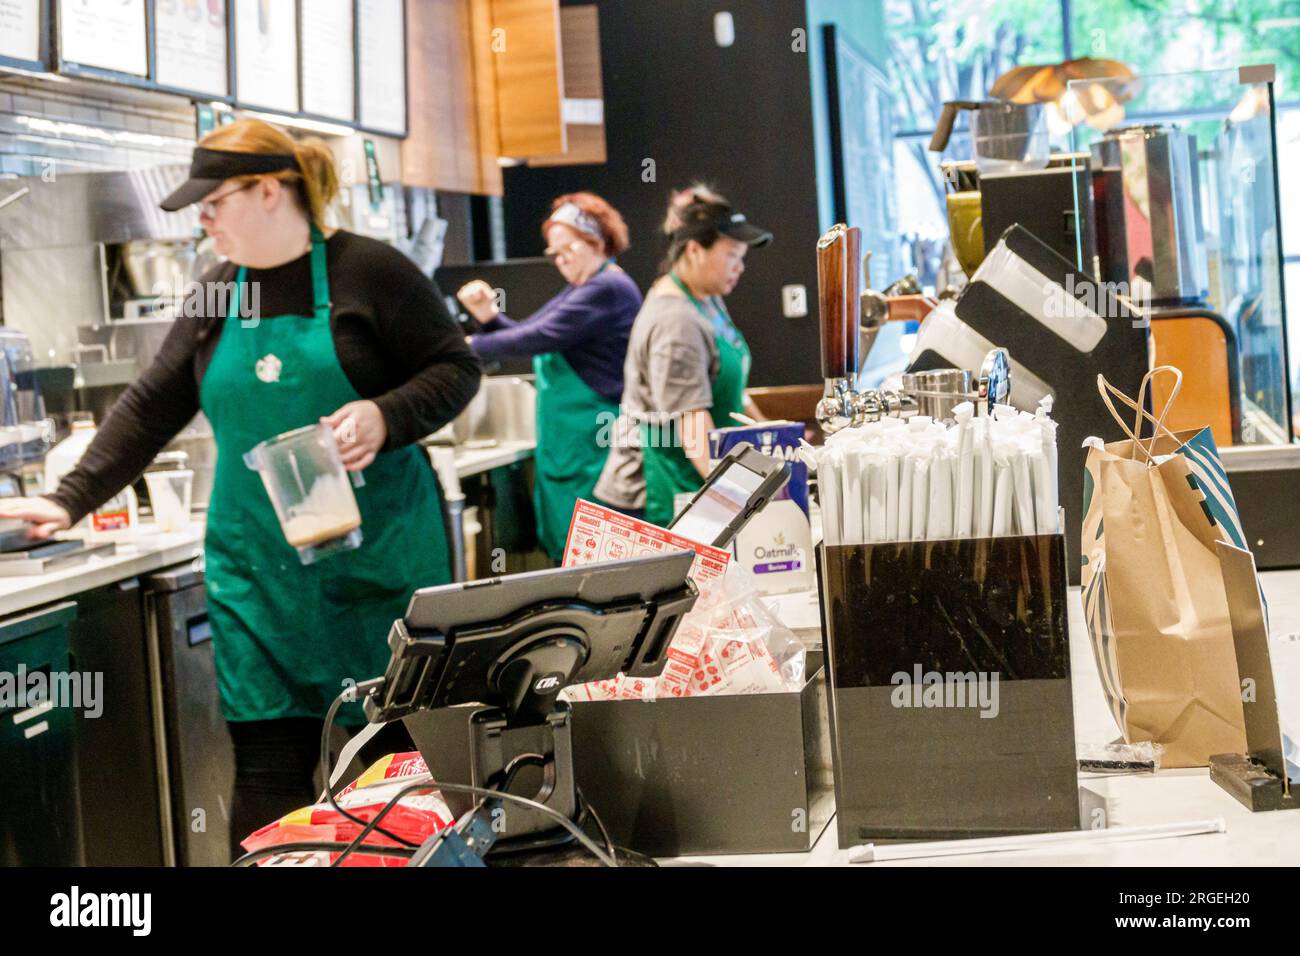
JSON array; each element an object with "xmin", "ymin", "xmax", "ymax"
[{"xmin": 879, "ymin": 0, "xmax": 1299, "ymax": 421}]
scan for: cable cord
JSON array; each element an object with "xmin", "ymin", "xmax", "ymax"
[
  {"xmin": 320, "ymin": 686, "xmax": 421, "ymax": 849},
  {"xmin": 329, "ymin": 774, "xmax": 618, "ymax": 867},
  {"xmin": 318, "ymin": 685, "xmax": 618, "ymax": 868}
]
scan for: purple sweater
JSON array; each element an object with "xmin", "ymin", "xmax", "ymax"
[{"xmin": 469, "ymin": 268, "xmax": 641, "ymax": 402}]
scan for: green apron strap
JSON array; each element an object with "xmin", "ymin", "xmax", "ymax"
[{"xmin": 227, "ymin": 227, "xmax": 329, "ymax": 323}]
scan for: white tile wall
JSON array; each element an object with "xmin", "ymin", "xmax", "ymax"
[{"xmin": 0, "ymin": 77, "xmax": 195, "ymax": 178}]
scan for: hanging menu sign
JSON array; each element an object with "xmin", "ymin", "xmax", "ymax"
[
  {"xmin": 58, "ymin": 0, "xmax": 147, "ymax": 76},
  {"xmin": 156, "ymin": 0, "xmax": 229, "ymax": 97},
  {"xmin": 234, "ymin": 0, "xmax": 298, "ymax": 113},
  {"xmin": 357, "ymin": 0, "xmax": 406, "ymax": 134},
  {"xmin": 0, "ymin": 0, "xmax": 41, "ymax": 63},
  {"xmin": 300, "ymin": 0, "xmax": 354, "ymax": 121}
]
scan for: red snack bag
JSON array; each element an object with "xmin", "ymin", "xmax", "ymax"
[{"xmin": 240, "ymin": 752, "xmax": 453, "ymax": 867}]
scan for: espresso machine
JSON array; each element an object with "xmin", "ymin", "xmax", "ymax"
[{"xmin": 814, "ymin": 223, "xmax": 1010, "ymax": 439}]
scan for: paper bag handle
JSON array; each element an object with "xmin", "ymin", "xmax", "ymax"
[{"xmin": 1096, "ymin": 366, "xmax": 1183, "ymax": 464}]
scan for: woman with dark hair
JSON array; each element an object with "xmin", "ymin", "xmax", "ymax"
[
  {"xmin": 458, "ymin": 192, "xmax": 641, "ymax": 560},
  {"xmin": 596, "ymin": 188, "xmax": 772, "ymax": 528}
]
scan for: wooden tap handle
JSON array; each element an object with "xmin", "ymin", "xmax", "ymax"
[{"xmin": 816, "ymin": 223, "xmax": 861, "ymax": 380}]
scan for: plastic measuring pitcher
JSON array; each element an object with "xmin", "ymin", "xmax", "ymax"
[{"xmin": 244, "ymin": 422, "xmax": 363, "ymax": 565}]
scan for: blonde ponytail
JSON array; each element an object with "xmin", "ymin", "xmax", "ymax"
[
  {"xmin": 291, "ymin": 139, "xmax": 340, "ymax": 231},
  {"xmin": 199, "ymin": 119, "xmax": 340, "ymax": 232}
]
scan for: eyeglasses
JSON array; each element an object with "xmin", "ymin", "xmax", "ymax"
[
  {"xmin": 544, "ymin": 240, "xmax": 587, "ymax": 263},
  {"xmin": 198, "ymin": 181, "xmax": 256, "ymax": 218}
]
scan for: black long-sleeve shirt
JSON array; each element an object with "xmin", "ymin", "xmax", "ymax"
[{"xmin": 49, "ymin": 230, "xmax": 481, "ymax": 524}]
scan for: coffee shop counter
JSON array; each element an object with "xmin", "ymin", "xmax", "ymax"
[
  {"xmin": 0, "ymin": 440, "xmax": 536, "ymax": 620},
  {"xmin": 0, "ymin": 525, "xmax": 205, "ymax": 619},
  {"xmin": 662, "ymin": 568, "xmax": 1300, "ymax": 868}
]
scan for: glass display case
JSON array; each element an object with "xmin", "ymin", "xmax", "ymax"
[{"xmin": 1067, "ymin": 66, "xmax": 1294, "ymax": 447}]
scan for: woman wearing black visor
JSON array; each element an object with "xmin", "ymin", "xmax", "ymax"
[
  {"xmin": 596, "ymin": 187, "xmax": 772, "ymax": 527},
  {"xmin": 0, "ymin": 119, "xmax": 481, "ymax": 860}
]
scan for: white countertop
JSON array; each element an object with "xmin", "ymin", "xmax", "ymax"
[
  {"xmin": 446, "ymin": 439, "xmax": 534, "ymax": 479},
  {"xmin": 0, "ymin": 525, "xmax": 205, "ymax": 618},
  {"xmin": 0, "ymin": 443, "xmax": 534, "ymax": 620},
  {"xmin": 664, "ymin": 569, "xmax": 1300, "ymax": 868}
]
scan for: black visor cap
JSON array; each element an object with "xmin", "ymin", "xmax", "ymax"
[
  {"xmin": 159, "ymin": 147, "xmax": 298, "ymax": 212},
  {"xmin": 718, "ymin": 210, "xmax": 773, "ymax": 247},
  {"xmin": 675, "ymin": 207, "xmax": 773, "ymax": 248}
]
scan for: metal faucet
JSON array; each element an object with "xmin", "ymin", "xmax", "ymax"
[
  {"xmin": 815, "ymin": 225, "xmax": 917, "ymax": 435},
  {"xmin": 814, "ymin": 224, "xmax": 1012, "ymax": 435}
]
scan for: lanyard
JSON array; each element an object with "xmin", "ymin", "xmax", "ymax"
[{"xmin": 669, "ymin": 271, "xmax": 739, "ymax": 342}]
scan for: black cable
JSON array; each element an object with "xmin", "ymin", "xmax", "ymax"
[
  {"xmin": 330, "ymin": 774, "xmax": 618, "ymax": 867},
  {"xmin": 421, "ymin": 780, "xmax": 617, "ymax": 867},
  {"xmin": 579, "ymin": 787, "xmax": 616, "ymax": 862},
  {"xmin": 320, "ymin": 685, "xmax": 420, "ymax": 849},
  {"xmin": 331, "ymin": 777, "xmax": 444, "ymax": 868},
  {"xmin": 232, "ymin": 840, "xmax": 415, "ymax": 867},
  {"xmin": 330, "ymin": 751, "xmax": 545, "ymax": 866},
  {"xmin": 319, "ymin": 686, "xmax": 616, "ymax": 867}
]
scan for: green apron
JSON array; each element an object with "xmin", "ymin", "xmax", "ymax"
[
  {"xmin": 641, "ymin": 273, "xmax": 752, "ymax": 528},
  {"xmin": 200, "ymin": 228, "xmax": 450, "ymax": 725},
  {"xmin": 532, "ymin": 350, "xmax": 618, "ymax": 561}
]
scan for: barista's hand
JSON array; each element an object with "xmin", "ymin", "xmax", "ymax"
[
  {"xmin": 456, "ymin": 280, "xmax": 500, "ymax": 323},
  {"xmin": 0, "ymin": 497, "xmax": 72, "ymax": 540},
  {"xmin": 323, "ymin": 400, "xmax": 387, "ymax": 472}
]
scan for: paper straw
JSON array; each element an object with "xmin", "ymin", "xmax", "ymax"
[
  {"xmin": 927, "ymin": 451, "xmax": 954, "ymax": 540},
  {"xmin": 1011, "ymin": 448, "xmax": 1036, "ymax": 536},
  {"xmin": 846, "ymin": 450, "xmax": 865, "ymax": 546},
  {"xmin": 910, "ymin": 457, "xmax": 929, "ymax": 541},
  {"xmin": 897, "ymin": 456, "xmax": 913, "ymax": 542},
  {"xmin": 884, "ymin": 453, "xmax": 899, "ymax": 543},
  {"xmin": 819, "ymin": 448, "xmax": 842, "ymax": 546},
  {"xmin": 868, "ymin": 460, "xmax": 886, "ymax": 543},
  {"xmin": 977, "ymin": 422, "xmax": 995, "ymax": 537},
  {"xmin": 991, "ymin": 460, "xmax": 1012, "ymax": 537}
]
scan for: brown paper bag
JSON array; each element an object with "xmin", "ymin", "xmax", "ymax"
[{"xmin": 1080, "ymin": 367, "xmax": 1247, "ymax": 767}]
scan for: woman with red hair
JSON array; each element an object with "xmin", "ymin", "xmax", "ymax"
[{"xmin": 459, "ymin": 192, "xmax": 642, "ymax": 560}]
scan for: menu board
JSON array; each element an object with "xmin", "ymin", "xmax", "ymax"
[
  {"xmin": 357, "ymin": 0, "xmax": 406, "ymax": 134},
  {"xmin": 234, "ymin": 0, "xmax": 298, "ymax": 113},
  {"xmin": 300, "ymin": 0, "xmax": 354, "ymax": 121},
  {"xmin": 156, "ymin": 0, "xmax": 229, "ymax": 97},
  {"xmin": 0, "ymin": 0, "xmax": 41, "ymax": 63},
  {"xmin": 58, "ymin": 0, "xmax": 148, "ymax": 76}
]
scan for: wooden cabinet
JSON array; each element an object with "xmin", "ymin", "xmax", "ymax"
[
  {"xmin": 490, "ymin": 0, "xmax": 566, "ymax": 159},
  {"xmin": 402, "ymin": 0, "xmax": 503, "ymax": 195},
  {"xmin": 401, "ymin": 0, "xmax": 606, "ymax": 192},
  {"xmin": 528, "ymin": 6, "xmax": 608, "ymax": 168}
]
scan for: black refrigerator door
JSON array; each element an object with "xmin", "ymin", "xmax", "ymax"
[
  {"xmin": 68, "ymin": 579, "xmax": 164, "ymax": 865},
  {"xmin": 0, "ymin": 601, "xmax": 81, "ymax": 866},
  {"xmin": 148, "ymin": 566, "xmax": 233, "ymax": 867}
]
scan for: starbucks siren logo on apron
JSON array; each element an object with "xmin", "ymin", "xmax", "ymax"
[
  {"xmin": 255, "ymin": 353, "xmax": 282, "ymax": 383},
  {"xmin": 198, "ymin": 226, "xmax": 451, "ymax": 725}
]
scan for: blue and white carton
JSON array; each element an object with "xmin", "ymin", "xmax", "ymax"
[{"xmin": 708, "ymin": 421, "xmax": 814, "ymax": 594}]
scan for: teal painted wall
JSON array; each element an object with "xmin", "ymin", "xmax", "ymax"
[{"xmin": 806, "ymin": 0, "xmax": 889, "ymax": 232}]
